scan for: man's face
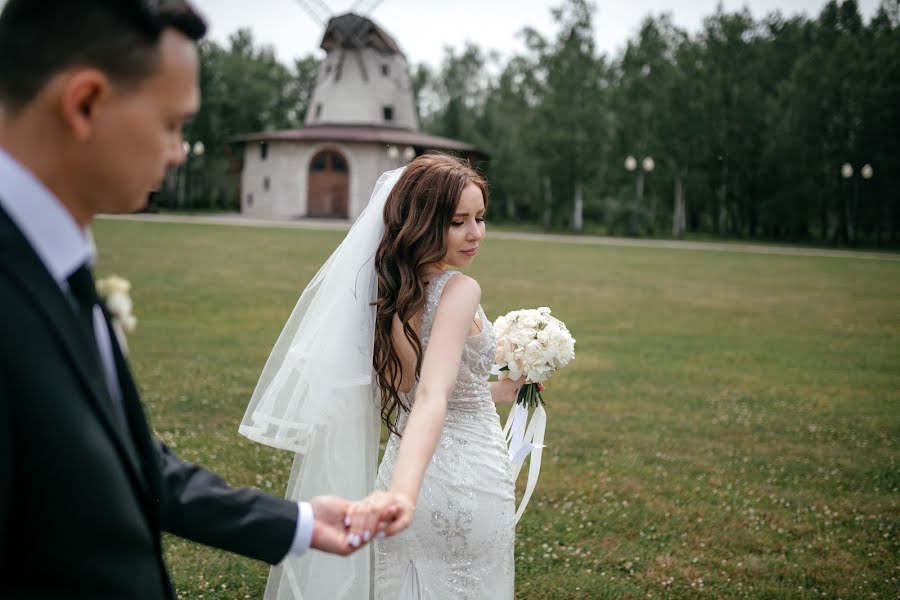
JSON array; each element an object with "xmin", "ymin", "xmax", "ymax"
[{"xmin": 80, "ymin": 29, "xmax": 199, "ymax": 214}]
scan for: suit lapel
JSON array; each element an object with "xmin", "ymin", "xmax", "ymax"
[{"xmin": 0, "ymin": 207, "xmax": 149, "ymax": 494}]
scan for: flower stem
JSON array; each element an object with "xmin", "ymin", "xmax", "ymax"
[{"xmin": 516, "ymin": 383, "xmax": 545, "ymax": 410}]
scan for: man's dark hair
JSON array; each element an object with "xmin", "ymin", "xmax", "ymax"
[{"xmin": 0, "ymin": 0, "xmax": 207, "ymax": 112}]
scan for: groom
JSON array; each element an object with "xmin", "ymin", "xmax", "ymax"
[{"xmin": 0, "ymin": 1, "xmax": 400, "ymax": 598}]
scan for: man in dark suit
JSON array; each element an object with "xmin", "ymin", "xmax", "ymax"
[{"xmin": 0, "ymin": 1, "xmax": 399, "ymax": 597}]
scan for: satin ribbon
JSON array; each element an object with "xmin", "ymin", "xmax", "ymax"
[{"xmin": 502, "ymin": 402, "xmax": 546, "ymax": 524}]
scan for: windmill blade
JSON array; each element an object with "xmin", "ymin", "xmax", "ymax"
[
  {"xmin": 350, "ymin": 0, "xmax": 383, "ymax": 16},
  {"xmin": 295, "ymin": 0, "xmax": 332, "ymax": 25}
]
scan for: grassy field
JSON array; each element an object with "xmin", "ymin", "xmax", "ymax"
[{"xmin": 92, "ymin": 218, "xmax": 899, "ymax": 599}]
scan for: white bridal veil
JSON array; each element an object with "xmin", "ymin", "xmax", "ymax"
[{"xmin": 239, "ymin": 167, "xmax": 405, "ymax": 600}]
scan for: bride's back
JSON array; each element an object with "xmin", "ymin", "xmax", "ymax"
[{"xmin": 390, "ymin": 280, "xmax": 485, "ymax": 395}]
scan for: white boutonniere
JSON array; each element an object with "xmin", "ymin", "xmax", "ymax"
[{"xmin": 95, "ymin": 275, "xmax": 137, "ymax": 354}]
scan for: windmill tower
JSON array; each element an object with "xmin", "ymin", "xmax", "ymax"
[
  {"xmin": 302, "ymin": 3, "xmax": 419, "ymax": 129},
  {"xmin": 233, "ymin": 0, "xmax": 481, "ymax": 221}
]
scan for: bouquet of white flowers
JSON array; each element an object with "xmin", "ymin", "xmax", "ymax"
[
  {"xmin": 96, "ymin": 275, "xmax": 137, "ymax": 354},
  {"xmin": 493, "ymin": 306, "xmax": 576, "ymax": 407},
  {"xmin": 492, "ymin": 306, "xmax": 575, "ymax": 523}
]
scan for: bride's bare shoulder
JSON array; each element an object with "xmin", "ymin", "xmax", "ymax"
[{"xmin": 441, "ymin": 272, "xmax": 481, "ymax": 300}]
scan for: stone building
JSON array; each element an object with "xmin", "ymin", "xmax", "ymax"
[{"xmin": 231, "ymin": 13, "xmax": 481, "ymax": 220}]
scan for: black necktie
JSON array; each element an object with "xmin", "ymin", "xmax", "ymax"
[
  {"xmin": 67, "ymin": 263, "xmax": 100, "ymax": 348},
  {"xmin": 68, "ymin": 263, "xmax": 130, "ymax": 429}
]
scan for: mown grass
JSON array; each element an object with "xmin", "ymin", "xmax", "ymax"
[{"xmin": 92, "ymin": 218, "xmax": 899, "ymax": 599}]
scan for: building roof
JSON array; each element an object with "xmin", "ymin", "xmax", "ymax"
[
  {"xmin": 321, "ymin": 13, "xmax": 402, "ymax": 55},
  {"xmin": 229, "ymin": 124, "xmax": 481, "ymax": 153}
]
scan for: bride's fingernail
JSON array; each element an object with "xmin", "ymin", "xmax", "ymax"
[
  {"xmin": 363, "ymin": 530, "xmax": 371, "ymax": 542},
  {"xmin": 376, "ymin": 531, "xmax": 386, "ymax": 540},
  {"xmin": 348, "ymin": 533, "xmax": 360, "ymax": 547},
  {"xmin": 343, "ymin": 516, "xmax": 351, "ymax": 527}
]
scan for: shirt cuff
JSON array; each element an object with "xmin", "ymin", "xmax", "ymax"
[{"xmin": 289, "ymin": 501, "xmax": 314, "ymax": 555}]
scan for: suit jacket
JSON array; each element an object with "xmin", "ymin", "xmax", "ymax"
[{"xmin": 0, "ymin": 205, "xmax": 298, "ymax": 599}]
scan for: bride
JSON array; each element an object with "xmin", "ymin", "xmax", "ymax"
[{"xmin": 240, "ymin": 154, "xmax": 524, "ymax": 599}]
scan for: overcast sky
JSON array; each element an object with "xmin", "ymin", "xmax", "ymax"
[{"xmin": 189, "ymin": 0, "xmax": 882, "ymax": 68}]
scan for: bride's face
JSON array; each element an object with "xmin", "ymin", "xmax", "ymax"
[{"xmin": 440, "ymin": 182, "xmax": 486, "ymax": 269}]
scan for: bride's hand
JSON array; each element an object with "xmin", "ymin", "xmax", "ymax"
[
  {"xmin": 490, "ymin": 377, "xmax": 545, "ymax": 404},
  {"xmin": 344, "ymin": 490, "xmax": 415, "ymax": 547},
  {"xmin": 491, "ymin": 375, "xmax": 527, "ymax": 404},
  {"xmin": 377, "ymin": 492, "xmax": 415, "ymax": 537}
]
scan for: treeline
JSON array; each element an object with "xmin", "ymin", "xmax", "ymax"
[{"xmin": 178, "ymin": 0, "xmax": 900, "ymax": 246}]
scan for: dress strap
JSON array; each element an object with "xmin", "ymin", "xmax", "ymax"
[{"xmin": 421, "ymin": 270, "xmax": 460, "ymax": 345}]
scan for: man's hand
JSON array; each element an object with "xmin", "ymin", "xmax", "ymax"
[
  {"xmin": 309, "ymin": 495, "xmax": 358, "ymax": 556},
  {"xmin": 344, "ymin": 490, "xmax": 415, "ymax": 547}
]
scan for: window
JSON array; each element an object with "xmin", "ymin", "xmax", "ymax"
[
  {"xmin": 383, "ymin": 105, "xmax": 394, "ymax": 122},
  {"xmin": 332, "ymin": 154, "xmax": 348, "ymax": 173},
  {"xmin": 381, "ymin": 64, "xmax": 390, "ymax": 77},
  {"xmin": 263, "ymin": 177, "xmax": 270, "ymax": 191},
  {"xmin": 310, "ymin": 152, "xmax": 327, "ymax": 172},
  {"xmin": 315, "ymin": 104, "xmax": 322, "ymax": 119},
  {"xmin": 259, "ymin": 142, "xmax": 268, "ymax": 160}
]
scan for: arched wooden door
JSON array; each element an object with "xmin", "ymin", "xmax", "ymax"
[{"xmin": 307, "ymin": 149, "xmax": 349, "ymax": 218}]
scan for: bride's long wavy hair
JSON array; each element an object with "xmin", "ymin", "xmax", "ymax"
[{"xmin": 373, "ymin": 153, "xmax": 488, "ymax": 436}]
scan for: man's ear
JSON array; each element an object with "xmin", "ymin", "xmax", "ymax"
[{"xmin": 58, "ymin": 69, "xmax": 110, "ymax": 141}]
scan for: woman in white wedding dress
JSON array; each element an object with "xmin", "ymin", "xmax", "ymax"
[
  {"xmin": 363, "ymin": 155, "xmax": 521, "ymax": 599},
  {"xmin": 240, "ymin": 154, "xmax": 523, "ymax": 599}
]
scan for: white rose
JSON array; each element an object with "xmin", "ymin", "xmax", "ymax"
[
  {"xmin": 495, "ymin": 336, "xmax": 512, "ymax": 364},
  {"xmin": 520, "ymin": 313, "xmax": 539, "ymax": 329},
  {"xmin": 493, "ymin": 315, "xmax": 509, "ymax": 335},
  {"xmin": 120, "ymin": 313, "xmax": 138, "ymax": 333},
  {"xmin": 523, "ymin": 339, "xmax": 544, "ymax": 363},
  {"xmin": 96, "ymin": 275, "xmax": 130, "ymax": 297},
  {"xmin": 106, "ymin": 292, "xmax": 133, "ymax": 318},
  {"xmin": 507, "ymin": 359, "xmax": 524, "ymax": 381}
]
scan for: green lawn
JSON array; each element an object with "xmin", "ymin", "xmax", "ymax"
[{"xmin": 92, "ymin": 218, "xmax": 899, "ymax": 599}]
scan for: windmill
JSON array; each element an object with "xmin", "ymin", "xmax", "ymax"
[
  {"xmin": 231, "ymin": 0, "xmax": 481, "ymax": 224},
  {"xmin": 293, "ymin": 0, "xmax": 417, "ymax": 129}
]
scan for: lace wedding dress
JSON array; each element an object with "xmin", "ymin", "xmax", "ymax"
[{"xmin": 374, "ymin": 270, "xmax": 516, "ymax": 599}]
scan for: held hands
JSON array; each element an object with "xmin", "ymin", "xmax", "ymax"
[
  {"xmin": 309, "ymin": 491, "xmax": 415, "ymax": 555},
  {"xmin": 344, "ymin": 490, "xmax": 416, "ymax": 548}
]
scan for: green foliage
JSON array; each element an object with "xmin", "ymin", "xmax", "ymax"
[
  {"xmin": 412, "ymin": 0, "xmax": 900, "ymax": 246},
  {"xmin": 93, "ymin": 218, "xmax": 899, "ymax": 599},
  {"xmin": 173, "ymin": 0, "xmax": 899, "ymax": 246},
  {"xmin": 160, "ymin": 29, "xmax": 320, "ymax": 210}
]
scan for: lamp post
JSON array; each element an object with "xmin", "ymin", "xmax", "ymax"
[
  {"xmin": 386, "ymin": 145, "xmax": 415, "ymax": 166},
  {"xmin": 192, "ymin": 141, "xmax": 205, "ymax": 208},
  {"xmin": 180, "ymin": 140, "xmax": 205, "ymax": 209},
  {"xmin": 840, "ymin": 162, "xmax": 873, "ymax": 243},
  {"xmin": 625, "ymin": 155, "xmax": 654, "ymax": 236}
]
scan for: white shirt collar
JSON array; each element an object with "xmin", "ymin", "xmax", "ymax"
[{"xmin": 0, "ymin": 146, "xmax": 94, "ymax": 285}]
